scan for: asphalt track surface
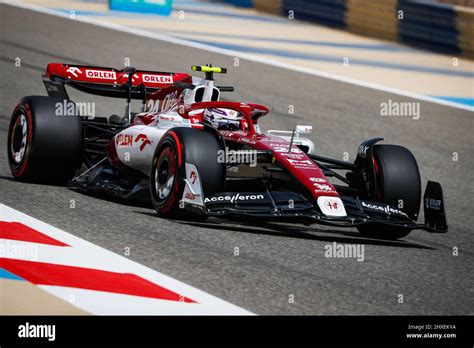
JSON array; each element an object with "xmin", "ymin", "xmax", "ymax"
[{"xmin": 1, "ymin": 3, "xmax": 473, "ymax": 315}]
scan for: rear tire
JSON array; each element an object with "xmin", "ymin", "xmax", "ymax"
[
  {"xmin": 7, "ymin": 96, "xmax": 83, "ymax": 184},
  {"xmin": 150, "ymin": 127, "xmax": 225, "ymax": 220},
  {"xmin": 357, "ymin": 145, "xmax": 421, "ymax": 240}
]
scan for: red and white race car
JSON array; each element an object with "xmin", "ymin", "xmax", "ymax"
[{"xmin": 7, "ymin": 63, "xmax": 447, "ymax": 239}]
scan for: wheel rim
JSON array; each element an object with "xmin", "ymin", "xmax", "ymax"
[
  {"xmin": 155, "ymin": 146, "xmax": 176, "ymax": 203},
  {"xmin": 10, "ymin": 113, "xmax": 28, "ymax": 167}
]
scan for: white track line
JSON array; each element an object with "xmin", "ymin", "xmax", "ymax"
[
  {"xmin": 3, "ymin": 0, "xmax": 473, "ymax": 112},
  {"xmin": 0, "ymin": 204, "xmax": 252, "ymax": 315}
]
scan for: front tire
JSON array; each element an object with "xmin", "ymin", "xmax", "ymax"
[
  {"xmin": 8, "ymin": 96, "xmax": 83, "ymax": 184},
  {"xmin": 357, "ymin": 145, "xmax": 421, "ymax": 240},
  {"xmin": 150, "ymin": 127, "xmax": 225, "ymax": 220}
]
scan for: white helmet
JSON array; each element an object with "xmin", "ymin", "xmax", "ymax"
[{"xmin": 204, "ymin": 108, "xmax": 242, "ymax": 130}]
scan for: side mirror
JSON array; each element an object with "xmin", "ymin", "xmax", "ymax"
[{"xmin": 296, "ymin": 125, "xmax": 312, "ymax": 134}]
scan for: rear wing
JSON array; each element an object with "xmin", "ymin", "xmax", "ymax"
[{"xmin": 42, "ymin": 63, "xmax": 192, "ymax": 100}]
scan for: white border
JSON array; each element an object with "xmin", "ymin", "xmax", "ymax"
[{"xmin": 3, "ymin": 0, "xmax": 473, "ymax": 112}]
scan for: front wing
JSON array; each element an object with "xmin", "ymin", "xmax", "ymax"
[{"xmin": 203, "ymin": 182, "xmax": 447, "ymax": 233}]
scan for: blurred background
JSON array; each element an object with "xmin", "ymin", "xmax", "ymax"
[{"xmin": 17, "ymin": 0, "xmax": 474, "ymax": 109}]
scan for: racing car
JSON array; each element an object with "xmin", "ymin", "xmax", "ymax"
[{"xmin": 7, "ymin": 63, "xmax": 448, "ymax": 239}]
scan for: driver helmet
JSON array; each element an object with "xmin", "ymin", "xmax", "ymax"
[{"xmin": 204, "ymin": 108, "xmax": 242, "ymax": 131}]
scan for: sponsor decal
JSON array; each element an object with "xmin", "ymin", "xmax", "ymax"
[
  {"xmin": 326, "ymin": 200, "xmax": 342, "ymax": 212},
  {"xmin": 142, "ymin": 74, "xmax": 173, "ymax": 84},
  {"xmin": 296, "ymin": 125, "xmax": 312, "ymax": 133},
  {"xmin": 183, "ymin": 163, "xmax": 203, "ymax": 206},
  {"xmin": 86, "ymin": 69, "xmax": 116, "ymax": 80},
  {"xmin": 45, "ymin": 84, "xmax": 59, "ymax": 93},
  {"xmin": 162, "ymin": 91, "xmax": 180, "ymax": 111},
  {"xmin": 273, "ymin": 146, "xmax": 302, "ymax": 154},
  {"xmin": 281, "ymin": 153, "xmax": 305, "ymax": 159},
  {"xmin": 287, "ymin": 159, "xmax": 314, "ymax": 167},
  {"xmin": 159, "ymin": 115, "xmax": 178, "ymax": 121},
  {"xmin": 220, "ymin": 131, "xmax": 237, "ymax": 138},
  {"xmin": 66, "ymin": 67, "xmax": 82, "ymax": 78},
  {"xmin": 220, "ymin": 131, "xmax": 232, "ymax": 136},
  {"xmin": 357, "ymin": 145, "xmax": 369, "ymax": 157},
  {"xmin": 238, "ymin": 137, "xmax": 256, "ymax": 145},
  {"xmin": 204, "ymin": 193, "xmax": 265, "ymax": 204},
  {"xmin": 310, "ymin": 177, "xmax": 326, "ymax": 183},
  {"xmin": 122, "ymin": 73, "xmax": 138, "ymax": 83},
  {"xmin": 116, "ymin": 134, "xmax": 133, "ymax": 147},
  {"xmin": 314, "ymin": 183, "xmax": 335, "ymax": 193},
  {"xmin": 425, "ymin": 198, "xmax": 442, "ymax": 211},
  {"xmin": 189, "ymin": 171, "xmax": 197, "ymax": 185},
  {"xmin": 317, "ymin": 196, "xmax": 347, "ymax": 217},
  {"xmin": 135, "ymin": 134, "xmax": 152, "ymax": 151},
  {"xmin": 146, "ymin": 91, "xmax": 180, "ymax": 113},
  {"xmin": 361, "ymin": 201, "xmax": 408, "ymax": 217},
  {"xmin": 184, "ymin": 192, "xmax": 197, "ymax": 201}
]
